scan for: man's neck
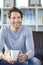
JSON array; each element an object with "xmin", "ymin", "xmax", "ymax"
[{"xmin": 11, "ymin": 26, "xmax": 21, "ymax": 32}]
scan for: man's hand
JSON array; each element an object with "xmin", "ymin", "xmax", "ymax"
[
  {"xmin": 1, "ymin": 52, "xmax": 17, "ymax": 64},
  {"xmin": 18, "ymin": 54, "xmax": 28, "ymax": 62}
]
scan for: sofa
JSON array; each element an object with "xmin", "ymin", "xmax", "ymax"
[{"xmin": 33, "ymin": 31, "xmax": 43, "ymax": 65}]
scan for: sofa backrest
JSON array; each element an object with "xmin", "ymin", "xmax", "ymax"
[{"xmin": 33, "ymin": 31, "xmax": 43, "ymax": 57}]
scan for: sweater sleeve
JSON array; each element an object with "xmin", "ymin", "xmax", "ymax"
[
  {"xmin": 25, "ymin": 28, "xmax": 35, "ymax": 60},
  {"xmin": 0, "ymin": 27, "xmax": 8, "ymax": 56},
  {"xmin": 0, "ymin": 28, "xmax": 5, "ymax": 59}
]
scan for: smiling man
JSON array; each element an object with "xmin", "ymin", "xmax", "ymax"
[{"xmin": 0, "ymin": 7, "xmax": 41, "ymax": 65}]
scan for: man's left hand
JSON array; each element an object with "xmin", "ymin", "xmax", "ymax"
[{"xmin": 18, "ymin": 54, "xmax": 28, "ymax": 62}]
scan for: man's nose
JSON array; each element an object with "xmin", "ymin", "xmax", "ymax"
[{"xmin": 15, "ymin": 18, "xmax": 18, "ymax": 22}]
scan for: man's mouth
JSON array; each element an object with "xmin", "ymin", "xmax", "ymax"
[{"xmin": 14, "ymin": 22, "xmax": 20, "ymax": 25}]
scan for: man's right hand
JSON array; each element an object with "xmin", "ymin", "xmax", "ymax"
[{"xmin": 1, "ymin": 53, "xmax": 17, "ymax": 64}]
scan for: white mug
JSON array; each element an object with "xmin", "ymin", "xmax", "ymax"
[{"xmin": 11, "ymin": 50, "xmax": 19, "ymax": 60}]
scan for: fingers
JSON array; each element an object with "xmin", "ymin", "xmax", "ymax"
[
  {"xmin": 18, "ymin": 54, "xmax": 27, "ymax": 62},
  {"xmin": 18, "ymin": 57, "xmax": 24, "ymax": 62},
  {"xmin": 18, "ymin": 54, "xmax": 24, "ymax": 62},
  {"xmin": 18, "ymin": 54, "xmax": 23, "ymax": 57},
  {"xmin": 19, "ymin": 50, "xmax": 23, "ymax": 54},
  {"xmin": 8, "ymin": 60, "xmax": 17, "ymax": 64},
  {"xmin": 10, "ymin": 60, "xmax": 15, "ymax": 64}
]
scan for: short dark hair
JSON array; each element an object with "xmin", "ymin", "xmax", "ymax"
[{"xmin": 8, "ymin": 7, "xmax": 23, "ymax": 18}]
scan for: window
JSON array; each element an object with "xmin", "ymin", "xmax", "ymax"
[
  {"xmin": 16, "ymin": 0, "xmax": 29, "ymax": 7},
  {"xmin": 41, "ymin": 0, "xmax": 43, "ymax": 7},
  {"xmin": 4, "ymin": 0, "xmax": 14, "ymax": 7},
  {"xmin": 0, "ymin": 0, "xmax": 3, "ymax": 8}
]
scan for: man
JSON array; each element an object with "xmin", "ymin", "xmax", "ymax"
[{"xmin": 0, "ymin": 7, "xmax": 41, "ymax": 65}]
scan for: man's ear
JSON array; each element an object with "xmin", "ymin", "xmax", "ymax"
[{"xmin": 8, "ymin": 18, "xmax": 11, "ymax": 24}]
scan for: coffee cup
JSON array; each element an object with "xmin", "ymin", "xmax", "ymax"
[{"xmin": 11, "ymin": 50, "xmax": 19, "ymax": 60}]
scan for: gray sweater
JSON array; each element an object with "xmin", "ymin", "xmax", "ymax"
[{"xmin": 0, "ymin": 25, "xmax": 35, "ymax": 59}]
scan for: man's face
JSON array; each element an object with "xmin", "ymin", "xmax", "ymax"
[{"xmin": 9, "ymin": 12, "xmax": 22, "ymax": 29}]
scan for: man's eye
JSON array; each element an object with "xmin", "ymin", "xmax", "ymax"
[{"xmin": 18, "ymin": 17, "xmax": 21, "ymax": 19}]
